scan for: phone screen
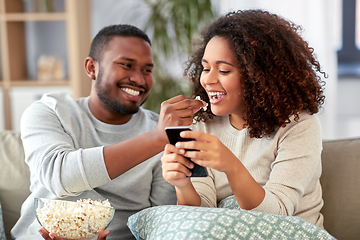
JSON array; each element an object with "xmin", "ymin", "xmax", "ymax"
[{"xmin": 165, "ymin": 126, "xmax": 208, "ymax": 177}]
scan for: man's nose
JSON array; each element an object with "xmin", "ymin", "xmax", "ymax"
[{"xmin": 129, "ymin": 69, "xmax": 146, "ymax": 85}]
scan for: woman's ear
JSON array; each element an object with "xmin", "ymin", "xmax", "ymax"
[{"xmin": 84, "ymin": 57, "xmax": 97, "ymax": 80}]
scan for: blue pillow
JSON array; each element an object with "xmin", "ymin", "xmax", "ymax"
[
  {"xmin": 128, "ymin": 196, "xmax": 335, "ymax": 240},
  {"xmin": 0, "ymin": 202, "xmax": 6, "ymax": 240}
]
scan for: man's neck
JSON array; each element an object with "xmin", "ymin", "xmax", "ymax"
[{"xmin": 88, "ymin": 97, "xmax": 133, "ymax": 125}]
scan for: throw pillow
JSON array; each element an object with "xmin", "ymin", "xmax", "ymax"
[{"xmin": 128, "ymin": 196, "xmax": 335, "ymax": 240}]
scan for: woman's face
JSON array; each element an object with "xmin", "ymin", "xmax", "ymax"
[{"xmin": 200, "ymin": 36, "xmax": 244, "ymax": 119}]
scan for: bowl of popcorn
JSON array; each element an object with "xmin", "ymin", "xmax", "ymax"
[{"xmin": 35, "ymin": 198, "xmax": 115, "ymax": 240}]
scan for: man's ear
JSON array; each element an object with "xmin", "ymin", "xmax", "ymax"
[{"xmin": 84, "ymin": 57, "xmax": 97, "ymax": 80}]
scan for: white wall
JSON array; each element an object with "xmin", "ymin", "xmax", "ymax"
[
  {"xmin": 10, "ymin": 86, "xmax": 71, "ymax": 131},
  {"xmin": 0, "ymin": 89, "xmax": 4, "ymax": 130},
  {"xmin": 336, "ymin": 77, "xmax": 360, "ymax": 139}
]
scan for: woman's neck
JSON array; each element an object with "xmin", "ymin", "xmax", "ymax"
[{"xmin": 229, "ymin": 114, "xmax": 246, "ymax": 130}]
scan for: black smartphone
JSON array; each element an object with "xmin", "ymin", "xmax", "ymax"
[{"xmin": 165, "ymin": 126, "xmax": 208, "ymax": 177}]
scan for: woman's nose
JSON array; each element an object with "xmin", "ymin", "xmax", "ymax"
[{"xmin": 202, "ymin": 70, "xmax": 218, "ymax": 85}]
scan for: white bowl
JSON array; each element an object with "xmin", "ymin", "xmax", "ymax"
[{"xmin": 35, "ymin": 197, "xmax": 115, "ymax": 240}]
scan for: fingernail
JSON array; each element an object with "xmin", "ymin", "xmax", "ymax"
[{"xmin": 189, "ymin": 162, "xmax": 194, "ymax": 168}]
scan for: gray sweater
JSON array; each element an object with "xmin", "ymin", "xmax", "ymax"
[
  {"xmin": 191, "ymin": 113, "xmax": 324, "ymax": 228},
  {"xmin": 11, "ymin": 92, "xmax": 176, "ymax": 240}
]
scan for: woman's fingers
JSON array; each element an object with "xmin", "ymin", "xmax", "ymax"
[
  {"xmin": 163, "ymin": 144, "xmax": 194, "ymax": 167},
  {"xmin": 164, "ymin": 143, "xmax": 185, "ymax": 155},
  {"xmin": 162, "ymin": 161, "xmax": 193, "ymax": 177}
]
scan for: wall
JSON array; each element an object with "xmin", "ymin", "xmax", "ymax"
[
  {"xmin": 10, "ymin": 86, "xmax": 71, "ymax": 131},
  {"xmin": 89, "ymin": 0, "xmax": 356, "ymax": 140},
  {"xmin": 337, "ymin": 77, "xmax": 360, "ymax": 139},
  {"xmin": 0, "ymin": 89, "xmax": 4, "ymax": 130}
]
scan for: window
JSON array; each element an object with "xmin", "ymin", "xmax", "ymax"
[{"xmin": 338, "ymin": 0, "xmax": 360, "ymax": 76}]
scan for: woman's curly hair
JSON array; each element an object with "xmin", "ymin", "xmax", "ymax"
[{"xmin": 185, "ymin": 9, "xmax": 326, "ymax": 138}]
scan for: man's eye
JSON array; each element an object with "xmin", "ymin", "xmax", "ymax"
[
  {"xmin": 119, "ymin": 63, "xmax": 131, "ymax": 68},
  {"xmin": 142, "ymin": 69, "xmax": 152, "ymax": 74}
]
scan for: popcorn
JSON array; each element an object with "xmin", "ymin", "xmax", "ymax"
[
  {"xmin": 195, "ymin": 96, "xmax": 208, "ymax": 111},
  {"xmin": 36, "ymin": 198, "xmax": 114, "ymax": 239}
]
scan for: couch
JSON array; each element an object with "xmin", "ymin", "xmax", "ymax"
[{"xmin": 0, "ymin": 130, "xmax": 359, "ymax": 240}]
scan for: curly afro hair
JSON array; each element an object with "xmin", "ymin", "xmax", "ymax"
[{"xmin": 185, "ymin": 9, "xmax": 326, "ymax": 138}]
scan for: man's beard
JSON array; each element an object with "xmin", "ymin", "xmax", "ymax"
[{"xmin": 95, "ymin": 67, "xmax": 142, "ymax": 115}]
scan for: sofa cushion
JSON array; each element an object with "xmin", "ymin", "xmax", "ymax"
[
  {"xmin": 321, "ymin": 138, "xmax": 360, "ymax": 240},
  {"xmin": 0, "ymin": 131, "xmax": 30, "ymax": 239},
  {"xmin": 127, "ymin": 195, "xmax": 335, "ymax": 240}
]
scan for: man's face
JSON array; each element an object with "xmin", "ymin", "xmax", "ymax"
[{"xmin": 94, "ymin": 36, "xmax": 154, "ymax": 115}]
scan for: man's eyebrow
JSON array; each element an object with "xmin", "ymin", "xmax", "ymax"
[
  {"xmin": 201, "ymin": 58, "xmax": 234, "ymax": 67},
  {"xmin": 119, "ymin": 57, "xmax": 154, "ymax": 67}
]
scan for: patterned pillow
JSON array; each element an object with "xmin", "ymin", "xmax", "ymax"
[
  {"xmin": 0, "ymin": 202, "xmax": 6, "ymax": 240},
  {"xmin": 127, "ymin": 196, "xmax": 335, "ymax": 240}
]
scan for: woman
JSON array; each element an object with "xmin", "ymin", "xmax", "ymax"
[{"xmin": 161, "ymin": 9, "xmax": 327, "ymax": 228}]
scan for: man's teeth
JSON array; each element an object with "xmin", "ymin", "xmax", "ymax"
[
  {"xmin": 122, "ymin": 88, "xmax": 140, "ymax": 96},
  {"xmin": 208, "ymin": 92, "xmax": 225, "ymax": 100}
]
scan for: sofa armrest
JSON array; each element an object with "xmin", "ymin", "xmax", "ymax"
[
  {"xmin": 0, "ymin": 202, "xmax": 6, "ymax": 240},
  {"xmin": 321, "ymin": 138, "xmax": 360, "ymax": 240}
]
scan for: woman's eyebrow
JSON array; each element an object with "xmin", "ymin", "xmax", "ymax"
[
  {"xmin": 201, "ymin": 58, "xmax": 234, "ymax": 67},
  {"xmin": 216, "ymin": 60, "xmax": 234, "ymax": 66}
]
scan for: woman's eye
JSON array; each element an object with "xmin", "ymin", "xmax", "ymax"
[
  {"xmin": 220, "ymin": 70, "xmax": 230, "ymax": 74},
  {"xmin": 202, "ymin": 68, "xmax": 210, "ymax": 72}
]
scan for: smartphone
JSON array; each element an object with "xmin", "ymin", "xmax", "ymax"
[{"xmin": 165, "ymin": 126, "xmax": 208, "ymax": 177}]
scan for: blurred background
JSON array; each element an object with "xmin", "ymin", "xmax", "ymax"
[{"xmin": 0, "ymin": 0, "xmax": 358, "ymax": 141}]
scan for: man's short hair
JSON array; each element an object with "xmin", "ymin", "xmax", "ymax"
[{"xmin": 89, "ymin": 24, "xmax": 151, "ymax": 62}]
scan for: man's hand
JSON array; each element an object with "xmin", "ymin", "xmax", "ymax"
[
  {"xmin": 38, "ymin": 227, "xmax": 109, "ymax": 240},
  {"xmin": 153, "ymin": 95, "xmax": 206, "ymax": 144}
]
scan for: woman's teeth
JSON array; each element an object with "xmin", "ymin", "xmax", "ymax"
[
  {"xmin": 208, "ymin": 92, "xmax": 225, "ymax": 100},
  {"xmin": 121, "ymin": 88, "xmax": 140, "ymax": 96}
]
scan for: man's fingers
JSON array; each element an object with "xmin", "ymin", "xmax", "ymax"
[
  {"xmin": 97, "ymin": 230, "xmax": 109, "ymax": 240},
  {"xmin": 38, "ymin": 228, "xmax": 51, "ymax": 240},
  {"xmin": 162, "ymin": 95, "xmax": 188, "ymax": 105},
  {"xmin": 162, "ymin": 95, "xmax": 205, "ymax": 111}
]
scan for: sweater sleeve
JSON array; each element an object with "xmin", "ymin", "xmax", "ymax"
[
  {"xmin": 190, "ymin": 169, "xmax": 218, "ymax": 207},
  {"xmin": 21, "ymin": 99, "xmax": 111, "ymax": 198},
  {"xmin": 252, "ymin": 114, "xmax": 323, "ymax": 216}
]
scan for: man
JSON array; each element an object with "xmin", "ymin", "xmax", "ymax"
[{"xmin": 11, "ymin": 24, "xmax": 204, "ymax": 240}]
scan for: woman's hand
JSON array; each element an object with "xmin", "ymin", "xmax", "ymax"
[
  {"xmin": 175, "ymin": 130, "xmax": 240, "ymax": 174},
  {"xmin": 176, "ymin": 130, "xmax": 265, "ymax": 210},
  {"xmin": 38, "ymin": 227, "xmax": 109, "ymax": 240},
  {"xmin": 161, "ymin": 143, "xmax": 202, "ymax": 206},
  {"xmin": 161, "ymin": 143, "xmax": 194, "ymax": 188}
]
